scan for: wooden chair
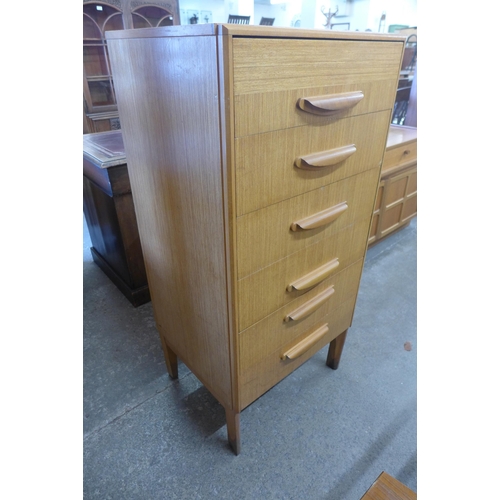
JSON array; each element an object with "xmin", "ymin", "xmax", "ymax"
[
  {"xmin": 227, "ymin": 15, "xmax": 250, "ymax": 24},
  {"xmin": 259, "ymin": 17, "xmax": 275, "ymax": 26}
]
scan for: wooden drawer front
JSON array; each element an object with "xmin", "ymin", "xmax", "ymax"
[
  {"xmin": 237, "ymin": 218, "xmax": 370, "ymax": 331},
  {"xmin": 236, "ymin": 168, "xmax": 379, "ymax": 278},
  {"xmin": 235, "ymin": 110, "xmax": 390, "ymax": 215},
  {"xmin": 235, "ymin": 80, "xmax": 399, "ymax": 137},
  {"xmin": 382, "ymin": 141, "xmax": 417, "ymax": 171},
  {"xmin": 239, "ymin": 295, "xmax": 356, "ymax": 410},
  {"xmin": 232, "ymin": 38, "xmax": 403, "ymax": 96}
]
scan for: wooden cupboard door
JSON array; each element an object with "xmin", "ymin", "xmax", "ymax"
[
  {"xmin": 235, "ymin": 110, "xmax": 390, "ymax": 215},
  {"xmin": 379, "ymin": 167, "xmax": 417, "ymax": 237},
  {"xmin": 236, "ymin": 168, "xmax": 380, "ymax": 279}
]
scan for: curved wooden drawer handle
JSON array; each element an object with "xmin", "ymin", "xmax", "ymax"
[
  {"xmin": 287, "ymin": 258, "xmax": 340, "ymax": 292},
  {"xmin": 281, "ymin": 323, "xmax": 329, "ymax": 360},
  {"xmin": 297, "ymin": 91, "xmax": 364, "ymax": 116},
  {"xmin": 295, "ymin": 144, "xmax": 356, "ymax": 171},
  {"xmin": 290, "ymin": 201, "xmax": 347, "ymax": 231},
  {"xmin": 284, "ymin": 286, "xmax": 334, "ymax": 323}
]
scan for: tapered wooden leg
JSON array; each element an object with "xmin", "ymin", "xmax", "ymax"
[
  {"xmin": 159, "ymin": 335, "xmax": 178, "ymax": 379},
  {"xmin": 225, "ymin": 407, "xmax": 241, "ymax": 455},
  {"xmin": 326, "ymin": 329, "xmax": 348, "ymax": 370}
]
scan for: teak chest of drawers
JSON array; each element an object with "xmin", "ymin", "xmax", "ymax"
[{"xmin": 106, "ymin": 24, "xmax": 405, "ymax": 454}]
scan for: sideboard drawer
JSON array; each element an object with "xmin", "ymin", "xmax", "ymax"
[
  {"xmin": 236, "ymin": 168, "xmax": 379, "ymax": 278},
  {"xmin": 237, "ymin": 219, "xmax": 369, "ymax": 331},
  {"xmin": 235, "ymin": 110, "xmax": 390, "ymax": 215},
  {"xmin": 382, "ymin": 141, "xmax": 417, "ymax": 171},
  {"xmin": 239, "ymin": 295, "xmax": 357, "ymax": 409}
]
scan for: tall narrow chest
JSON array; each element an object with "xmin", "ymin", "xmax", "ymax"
[{"xmin": 106, "ymin": 24, "xmax": 405, "ymax": 454}]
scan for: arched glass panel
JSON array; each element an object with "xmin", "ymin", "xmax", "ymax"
[
  {"xmin": 103, "ymin": 12, "xmax": 124, "ymax": 32},
  {"xmin": 83, "ymin": 13, "xmax": 102, "ymax": 39},
  {"xmin": 132, "ymin": 6, "xmax": 172, "ymax": 28}
]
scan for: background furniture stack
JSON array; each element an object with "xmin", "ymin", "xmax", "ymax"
[{"xmin": 106, "ymin": 24, "xmax": 405, "ymax": 454}]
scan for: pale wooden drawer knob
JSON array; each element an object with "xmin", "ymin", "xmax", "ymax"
[
  {"xmin": 295, "ymin": 144, "xmax": 356, "ymax": 171},
  {"xmin": 287, "ymin": 258, "xmax": 340, "ymax": 292},
  {"xmin": 290, "ymin": 201, "xmax": 348, "ymax": 231},
  {"xmin": 281, "ymin": 323, "xmax": 329, "ymax": 360},
  {"xmin": 284, "ymin": 286, "xmax": 335, "ymax": 323},
  {"xmin": 297, "ymin": 91, "xmax": 364, "ymax": 116}
]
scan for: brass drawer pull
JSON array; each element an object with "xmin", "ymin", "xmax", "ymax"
[
  {"xmin": 287, "ymin": 258, "xmax": 340, "ymax": 292},
  {"xmin": 295, "ymin": 144, "xmax": 356, "ymax": 171},
  {"xmin": 284, "ymin": 286, "xmax": 334, "ymax": 323},
  {"xmin": 297, "ymin": 91, "xmax": 364, "ymax": 116},
  {"xmin": 281, "ymin": 324, "xmax": 329, "ymax": 360},
  {"xmin": 290, "ymin": 201, "xmax": 348, "ymax": 231}
]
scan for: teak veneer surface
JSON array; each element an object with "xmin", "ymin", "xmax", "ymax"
[
  {"xmin": 235, "ymin": 110, "xmax": 391, "ymax": 215},
  {"xmin": 106, "ymin": 23, "xmax": 404, "ymax": 453},
  {"xmin": 237, "ymin": 218, "xmax": 370, "ymax": 332},
  {"xmin": 236, "ymin": 167, "xmax": 380, "ymax": 278}
]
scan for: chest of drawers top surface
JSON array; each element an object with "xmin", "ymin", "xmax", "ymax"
[{"xmin": 106, "ymin": 24, "xmax": 405, "ymax": 454}]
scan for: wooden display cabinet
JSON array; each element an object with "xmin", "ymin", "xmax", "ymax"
[
  {"xmin": 83, "ymin": 1, "xmax": 180, "ymax": 134},
  {"xmin": 369, "ymin": 125, "xmax": 417, "ymax": 245}
]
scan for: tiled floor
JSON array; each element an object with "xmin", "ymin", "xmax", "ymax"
[{"xmin": 83, "ymin": 217, "xmax": 417, "ymax": 500}]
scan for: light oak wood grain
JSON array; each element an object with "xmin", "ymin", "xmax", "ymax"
[
  {"xmin": 221, "ymin": 23, "xmax": 405, "ymax": 42},
  {"xmin": 236, "ymin": 168, "xmax": 380, "ymax": 278},
  {"xmin": 237, "ymin": 218, "xmax": 370, "ymax": 331},
  {"xmin": 235, "ymin": 110, "xmax": 391, "ymax": 215},
  {"xmin": 235, "ymin": 80, "xmax": 400, "ymax": 137},
  {"xmin": 232, "ymin": 38, "xmax": 404, "ymax": 94}
]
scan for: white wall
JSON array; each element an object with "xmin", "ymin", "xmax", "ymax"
[{"xmin": 177, "ymin": 0, "xmax": 417, "ymax": 31}]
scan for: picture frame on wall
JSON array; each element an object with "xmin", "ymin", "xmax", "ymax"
[
  {"xmin": 331, "ymin": 22, "xmax": 350, "ymax": 30},
  {"xmin": 200, "ymin": 11, "xmax": 213, "ymax": 24}
]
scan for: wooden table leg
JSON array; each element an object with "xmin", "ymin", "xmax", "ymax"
[
  {"xmin": 326, "ymin": 329, "xmax": 348, "ymax": 370},
  {"xmin": 225, "ymin": 407, "xmax": 241, "ymax": 455},
  {"xmin": 159, "ymin": 335, "xmax": 178, "ymax": 379}
]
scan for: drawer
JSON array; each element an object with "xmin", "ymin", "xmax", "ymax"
[
  {"xmin": 235, "ymin": 110, "xmax": 391, "ymax": 215},
  {"xmin": 236, "ymin": 168, "xmax": 380, "ymax": 278},
  {"xmin": 382, "ymin": 140, "xmax": 417, "ymax": 172},
  {"xmin": 232, "ymin": 38, "xmax": 403, "ymax": 96},
  {"xmin": 237, "ymin": 218, "xmax": 370, "ymax": 331},
  {"xmin": 239, "ymin": 295, "xmax": 357, "ymax": 410},
  {"xmin": 235, "ymin": 80, "xmax": 399, "ymax": 137}
]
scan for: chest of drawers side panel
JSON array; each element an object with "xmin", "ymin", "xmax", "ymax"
[{"xmin": 107, "ymin": 34, "xmax": 233, "ymax": 408}]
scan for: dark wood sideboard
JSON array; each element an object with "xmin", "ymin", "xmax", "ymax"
[{"xmin": 83, "ymin": 130, "xmax": 150, "ymax": 306}]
